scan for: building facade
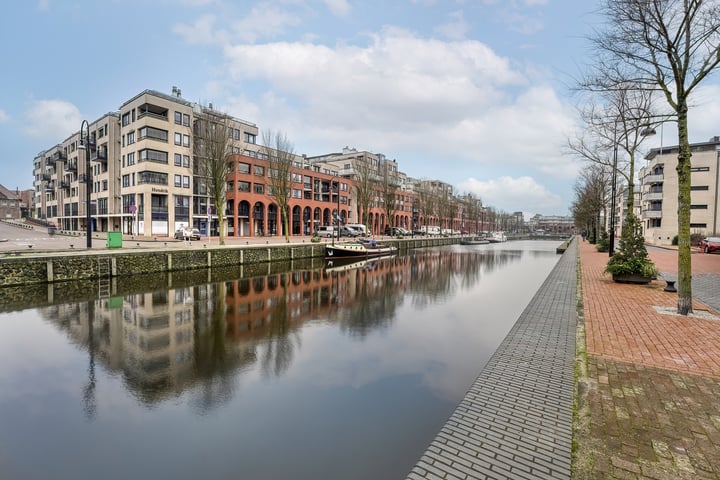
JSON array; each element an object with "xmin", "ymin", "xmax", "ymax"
[{"xmin": 639, "ymin": 137, "xmax": 720, "ymax": 245}]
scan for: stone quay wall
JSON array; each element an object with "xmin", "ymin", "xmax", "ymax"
[{"xmin": 0, "ymin": 236, "xmax": 458, "ymax": 287}]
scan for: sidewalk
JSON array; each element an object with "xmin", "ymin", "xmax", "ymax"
[{"xmin": 575, "ymin": 240, "xmax": 720, "ymax": 479}]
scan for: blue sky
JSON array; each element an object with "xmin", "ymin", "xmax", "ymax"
[{"xmin": 3, "ymin": 0, "xmax": 720, "ymax": 217}]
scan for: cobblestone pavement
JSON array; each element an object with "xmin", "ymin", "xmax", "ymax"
[
  {"xmin": 407, "ymin": 240, "xmax": 578, "ymax": 479},
  {"xmin": 575, "ymin": 241, "xmax": 720, "ymax": 480}
]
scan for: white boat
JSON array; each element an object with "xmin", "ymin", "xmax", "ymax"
[
  {"xmin": 460, "ymin": 237, "xmax": 490, "ymax": 245},
  {"xmin": 325, "ymin": 240, "xmax": 397, "ymax": 258},
  {"xmin": 488, "ymin": 231, "xmax": 507, "ymax": 243}
]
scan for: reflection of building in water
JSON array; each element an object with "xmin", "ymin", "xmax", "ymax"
[{"xmin": 38, "ymin": 248, "xmax": 528, "ymax": 406}]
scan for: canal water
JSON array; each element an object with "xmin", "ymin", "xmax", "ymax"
[{"xmin": 0, "ymin": 240, "xmax": 561, "ymax": 480}]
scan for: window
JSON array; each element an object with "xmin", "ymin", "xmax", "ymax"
[
  {"xmin": 139, "ymin": 149, "xmax": 168, "ymax": 164},
  {"xmin": 183, "ymin": 114, "xmax": 190, "ymax": 127},
  {"xmin": 127, "ymin": 131, "xmax": 135, "ymax": 145},
  {"xmin": 183, "ymin": 176, "xmax": 190, "ymax": 188},
  {"xmin": 690, "ymin": 204, "xmax": 708, "ymax": 209},
  {"xmin": 122, "ymin": 174, "xmax": 130, "ymax": 187},
  {"xmin": 238, "ymin": 162, "xmax": 250, "ymax": 174},
  {"xmin": 227, "ymin": 181, "xmax": 234, "ymax": 191},
  {"xmin": 691, "ymin": 166, "xmax": 710, "ymax": 172},
  {"xmin": 174, "ymin": 111, "xmax": 182, "ymax": 125},
  {"xmin": 253, "ymin": 165, "xmax": 264, "ymax": 176},
  {"xmin": 138, "ymin": 171, "xmax": 168, "ymax": 185},
  {"xmin": 690, "ymin": 223, "xmax": 707, "ymax": 228},
  {"xmin": 139, "ymin": 126, "xmax": 168, "ymax": 142},
  {"xmin": 183, "ymin": 134, "xmax": 190, "ymax": 147},
  {"xmin": 238, "ymin": 181, "xmax": 250, "ymax": 192},
  {"xmin": 691, "ymin": 185, "xmax": 709, "ymax": 191},
  {"xmin": 122, "ymin": 112, "xmax": 131, "ymax": 126},
  {"xmin": 253, "ymin": 183, "xmax": 264, "ymax": 194},
  {"xmin": 102, "ymin": 180, "xmax": 108, "ymax": 191},
  {"xmin": 174, "ymin": 174, "xmax": 182, "ymax": 187},
  {"xmin": 127, "ymin": 152, "xmax": 135, "ymax": 165},
  {"xmin": 292, "ymin": 189, "xmax": 302, "ymax": 199},
  {"xmin": 245, "ymin": 133, "xmax": 256, "ymax": 144},
  {"xmin": 174, "ymin": 133, "xmax": 182, "ymax": 145},
  {"xmin": 183, "ymin": 155, "xmax": 190, "ymax": 168}
]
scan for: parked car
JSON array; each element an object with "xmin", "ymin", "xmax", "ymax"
[
  {"xmin": 699, "ymin": 236, "xmax": 720, "ymax": 253},
  {"xmin": 174, "ymin": 228, "xmax": 201, "ymax": 240},
  {"xmin": 315, "ymin": 226, "xmax": 336, "ymax": 238},
  {"xmin": 339, "ymin": 226, "xmax": 360, "ymax": 237}
]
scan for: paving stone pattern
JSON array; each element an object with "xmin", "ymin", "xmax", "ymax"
[
  {"xmin": 406, "ymin": 241, "xmax": 578, "ymax": 480},
  {"xmin": 576, "ymin": 242, "xmax": 720, "ymax": 480}
]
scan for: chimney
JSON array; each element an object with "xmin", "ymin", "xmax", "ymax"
[{"xmin": 172, "ymin": 86, "xmax": 178, "ymax": 96}]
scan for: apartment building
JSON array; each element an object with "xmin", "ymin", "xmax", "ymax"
[
  {"xmin": 639, "ymin": 137, "xmax": 720, "ymax": 245},
  {"xmin": 307, "ymin": 147, "xmax": 418, "ymax": 233},
  {"xmin": 33, "ymin": 112, "xmax": 120, "ymax": 232}
]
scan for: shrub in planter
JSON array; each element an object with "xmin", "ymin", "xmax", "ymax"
[
  {"xmin": 310, "ymin": 234, "xmax": 321, "ymax": 243},
  {"xmin": 595, "ymin": 230, "xmax": 609, "ymax": 252},
  {"xmin": 605, "ymin": 214, "xmax": 657, "ymax": 281}
]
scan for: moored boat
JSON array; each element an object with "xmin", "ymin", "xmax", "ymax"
[
  {"xmin": 460, "ymin": 237, "xmax": 490, "ymax": 245},
  {"xmin": 325, "ymin": 240, "xmax": 397, "ymax": 258},
  {"xmin": 487, "ymin": 231, "xmax": 507, "ymax": 243}
]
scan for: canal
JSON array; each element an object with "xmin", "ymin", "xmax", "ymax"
[{"xmin": 0, "ymin": 240, "xmax": 561, "ymax": 480}]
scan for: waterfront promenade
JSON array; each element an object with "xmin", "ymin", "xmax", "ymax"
[
  {"xmin": 407, "ymin": 239, "xmax": 720, "ymax": 479},
  {"xmin": 3, "ymin": 221, "xmax": 720, "ymax": 478}
]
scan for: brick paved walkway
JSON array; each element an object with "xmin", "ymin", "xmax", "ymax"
[
  {"xmin": 407, "ymin": 240, "xmax": 578, "ymax": 479},
  {"xmin": 575, "ymin": 241, "xmax": 720, "ymax": 479}
]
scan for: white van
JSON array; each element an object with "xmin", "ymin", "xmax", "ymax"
[
  {"xmin": 423, "ymin": 226, "xmax": 441, "ymax": 235},
  {"xmin": 346, "ymin": 224, "xmax": 368, "ymax": 236},
  {"xmin": 315, "ymin": 226, "xmax": 336, "ymax": 238}
]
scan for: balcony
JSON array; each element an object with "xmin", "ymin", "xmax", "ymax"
[
  {"xmin": 644, "ymin": 192, "xmax": 663, "ymax": 201},
  {"xmin": 91, "ymin": 145, "xmax": 107, "ymax": 163},
  {"xmin": 643, "ymin": 174, "xmax": 664, "ymax": 184},
  {"xmin": 642, "ymin": 209, "xmax": 663, "ymax": 219},
  {"xmin": 45, "ymin": 156, "xmax": 56, "ymax": 166},
  {"xmin": 58, "ymin": 180, "xmax": 70, "ymax": 190},
  {"xmin": 54, "ymin": 151, "xmax": 67, "ymax": 162},
  {"xmin": 65, "ymin": 163, "xmax": 78, "ymax": 172}
]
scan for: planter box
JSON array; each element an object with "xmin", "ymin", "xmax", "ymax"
[{"xmin": 612, "ymin": 273, "xmax": 653, "ymax": 284}]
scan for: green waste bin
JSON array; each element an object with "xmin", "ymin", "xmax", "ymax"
[{"xmin": 107, "ymin": 231, "xmax": 123, "ymax": 249}]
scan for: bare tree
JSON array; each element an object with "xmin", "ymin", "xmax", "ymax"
[
  {"xmin": 589, "ymin": 0, "xmax": 720, "ymax": 314},
  {"xmin": 194, "ymin": 110, "xmax": 237, "ymax": 246},
  {"xmin": 379, "ymin": 163, "xmax": 399, "ymax": 232},
  {"xmin": 415, "ymin": 181, "xmax": 436, "ymax": 229},
  {"xmin": 352, "ymin": 157, "xmax": 375, "ymax": 230},
  {"xmin": 568, "ymin": 88, "xmax": 658, "ymax": 213},
  {"xmin": 572, "ymin": 164, "xmax": 610, "ymax": 244},
  {"xmin": 261, "ymin": 130, "xmax": 295, "ymax": 243}
]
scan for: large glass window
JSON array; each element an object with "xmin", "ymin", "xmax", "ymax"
[
  {"xmin": 238, "ymin": 181, "xmax": 250, "ymax": 192},
  {"xmin": 138, "ymin": 171, "xmax": 168, "ymax": 185},
  {"xmin": 245, "ymin": 133, "xmax": 256, "ymax": 144},
  {"xmin": 253, "ymin": 165, "xmax": 264, "ymax": 176},
  {"xmin": 139, "ymin": 149, "xmax": 168, "ymax": 164},
  {"xmin": 138, "ymin": 126, "xmax": 168, "ymax": 142},
  {"xmin": 238, "ymin": 162, "xmax": 250, "ymax": 174},
  {"xmin": 253, "ymin": 183, "xmax": 264, "ymax": 194}
]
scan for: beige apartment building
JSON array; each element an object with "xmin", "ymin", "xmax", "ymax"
[
  {"xmin": 639, "ymin": 137, "xmax": 720, "ymax": 245},
  {"xmin": 33, "ymin": 88, "xmax": 257, "ymax": 237}
]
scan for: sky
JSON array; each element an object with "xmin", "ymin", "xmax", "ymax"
[{"xmin": 3, "ymin": 0, "xmax": 720, "ymax": 218}]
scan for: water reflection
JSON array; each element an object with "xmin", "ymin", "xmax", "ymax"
[
  {"xmin": 1, "ymin": 242, "xmax": 561, "ymax": 479},
  {"xmin": 31, "ymin": 247, "xmax": 540, "ymax": 415}
]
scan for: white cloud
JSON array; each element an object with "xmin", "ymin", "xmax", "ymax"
[
  {"xmin": 173, "ymin": 14, "xmax": 229, "ymax": 46},
  {"xmin": 458, "ymin": 176, "xmax": 563, "ymax": 214},
  {"xmin": 435, "ymin": 10, "xmax": 469, "ymax": 40},
  {"xmin": 36, "ymin": 0, "xmax": 49, "ymax": 13},
  {"xmin": 22, "ymin": 99, "xmax": 82, "ymax": 140},
  {"xmin": 323, "ymin": 0, "xmax": 351, "ymax": 17},
  {"xmin": 0, "ymin": 109, "xmax": 9, "ymax": 123}
]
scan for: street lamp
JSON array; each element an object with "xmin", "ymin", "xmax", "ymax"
[{"xmin": 79, "ymin": 120, "xmax": 93, "ymax": 249}]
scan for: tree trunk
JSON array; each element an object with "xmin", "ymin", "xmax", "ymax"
[{"xmin": 676, "ymin": 100, "xmax": 693, "ymax": 315}]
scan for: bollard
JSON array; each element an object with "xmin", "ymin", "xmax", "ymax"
[{"xmin": 664, "ymin": 280, "xmax": 677, "ymax": 292}]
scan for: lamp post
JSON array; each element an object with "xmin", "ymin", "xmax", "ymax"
[
  {"xmin": 80, "ymin": 120, "xmax": 93, "ymax": 249},
  {"xmin": 609, "ymin": 140, "xmax": 619, "ymax": 257}
]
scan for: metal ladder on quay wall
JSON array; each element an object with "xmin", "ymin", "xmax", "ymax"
[{"xmin": 97, "ymin": 256, "xmax": 111, "ymax": 298}]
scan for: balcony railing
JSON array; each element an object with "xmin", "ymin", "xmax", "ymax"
[
  {"xmin": 91, "ymin": 146, "xmax": 107, "ymax": 163},
  {"xmin": 642, "ymin": 209, "xmax": 663, "ymax": 219},
  {"xmin": 644, "ymin": 192, "xmax": 663, "ymax": 201},
  {"xmin": 643, "ymin": 174, "xmax": 664, "ymax": 184}
]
